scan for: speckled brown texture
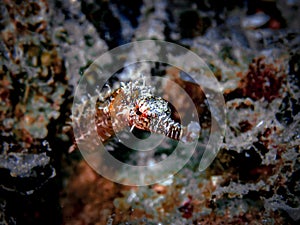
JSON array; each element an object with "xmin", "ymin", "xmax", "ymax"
[{"xmin": 1, "ymin": 0, "xmax": 299, "ymax": 224}]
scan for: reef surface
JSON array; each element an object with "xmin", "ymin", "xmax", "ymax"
[{"xmin": 0, "ymin": 0, "xmax": 299, "ymax": 224}]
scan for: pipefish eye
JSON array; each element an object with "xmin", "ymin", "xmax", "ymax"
[{"xmin": 135, "ymin": 107, "xmax": 142, "ymax": 116}]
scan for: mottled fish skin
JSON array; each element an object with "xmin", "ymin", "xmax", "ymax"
[
  {"xmin": 128, "ymin": 95, "xmax": 183, "ymax": 140},
  {"xmin": 94, "ymin": 80, "xmax": 198, "ymax": 143},
  {"xmin": 95, "ymin": 81, "xmax": 200, "ymax": 142}
]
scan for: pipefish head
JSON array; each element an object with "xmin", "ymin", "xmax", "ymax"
[{"xmin": 129, "ymin": 96, "xmax": 172, "ymax": 132}]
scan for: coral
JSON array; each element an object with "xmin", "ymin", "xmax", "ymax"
[
  {"xmin": 0, "ymin": 0, "xmax": 83, "ymax": 224},
  {"xmin": 225, "ymin": 56, "xmax": 286, "ymax": 102},
  {"xmin": 238, "ymin": 56, "xmax": 286, "ymax": 102},
  {"xmin": 66, "ymin": 1, "xmax": 300, "ymax": 223},
  {"xmin": 0, "ymin": 0, "xmax": 299, "ymax": 224}
]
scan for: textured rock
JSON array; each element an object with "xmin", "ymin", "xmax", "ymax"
[{"xmin": 1, "ymin": 0, "xmax": 299, "ymax": 224}]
